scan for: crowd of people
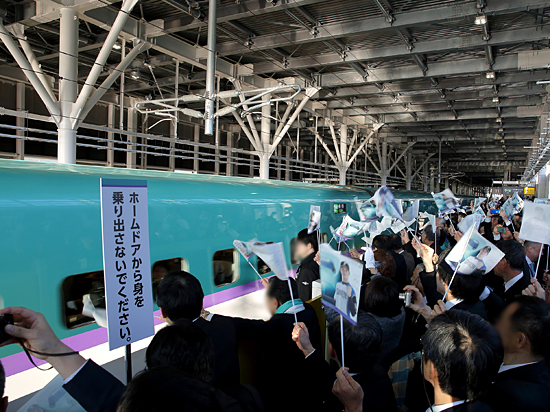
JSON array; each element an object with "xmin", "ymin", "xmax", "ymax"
[{"xmin": 1, "ymin": 199, "xmax": 550, "ymax": 412}]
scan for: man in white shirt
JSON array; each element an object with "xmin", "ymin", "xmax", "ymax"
[
  {"xmin": 493, "ymin": 240, "xmax": 531, "ymax": 304},
  {"xmin": 422, "ymin": 310, "xmax": 502, "ymax": 412},
  {"xmin": 484, "ymin": 296, "xmax": 550, "ymax": 412}
]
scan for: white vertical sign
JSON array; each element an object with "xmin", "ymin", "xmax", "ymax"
[{"xmin": 100, "ymin": 178, "xmax": 155, "ymax": 351}]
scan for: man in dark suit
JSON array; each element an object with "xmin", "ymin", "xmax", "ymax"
[
  {"xmin": 421, "ymin": 310, "xmax": 503, "ymax": 412},
  {"xmin": 493, "ymin": 240, "xmax": 531, "ymax": 304},
  {"xmin": 216, "ymin": 277, "xmax": 321, "ymax": 412},
  {"xmin": 294, "ymin": 228, "xmax": 320, "ymax": 302},
  {"xmin": 156, "ymin": 271, "xmax": 240, "ymax": 390},
  {"xmin": 389, "ymin": 234, "xmax": 415, "ymax": 283},
  {"xmin": 373, "ymin": 234, "xmax": 407, "ymax": 289},
  {"xmin": 414, "ymin": 243, "xmax": 488, "ymax": 320},
  {"xmin": 292, "ymin": 315, "xmax": 397, "ymax": 412},
  {"xmin": 523, "ymin": 241, "xmax": 544, "ymax": 281},
  {"xmin": 485, "ymin": 296, "xmax": 550, "ymax": 412}
]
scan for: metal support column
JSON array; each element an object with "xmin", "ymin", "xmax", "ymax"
[
  {"xmin": 204, "ymin": 0, "xmax": 217, "ymax": 135},
  {"xmin": 126, "ymin": 104, "xmax": 137, "ymax": 168},
  {"xmin": 380, "ymin": 141, "xmax": 388, "ymax": 186},
  {"xmin": 15, "ymin": 83, "xmax": 25, "ymax": 159},
  {"xmin": 339, "ymin": 123, "xmax": 348, "ymax": 185},
  {"xmin": 169, "ymin": 60, "xmax": 179, "ymax": 172},
  {"xmin": 406, "ymin": 152, "xmax": 412, "ymax": 190},
  {"xmin": 225, "ymin": 131, "xmax": 233, "ymax": 176},
  {"xmin": 58, "ymin": 8, "xmax": 79, "ymax": 164},
  {"xmin": 107, "ymin": 104, "xmax": 115, "ymax": 167},
  {"xmin": 193, "ymin": 124, "xmax": 200, "ymax": 173},
  {"xmin": 423, "ymin": 161, "xmax": 429, "ymax": 192},
  {"xmin": 259, "ymin": 93, "xmax": 271, "ymax": 179}
]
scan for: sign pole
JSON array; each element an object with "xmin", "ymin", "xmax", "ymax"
[
  {"xmin": 340, "ymin": 315, "xmax": 345, "ymax": 369},
  {"xmin": 125, "ymin": 344, "xmax": 132, "ymax": 384},
  {"xmin": 534, "ymin": 244, "xmax": 544, "ymax": 279}
]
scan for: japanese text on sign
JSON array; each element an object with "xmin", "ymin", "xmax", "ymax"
[{"xmin": 100, "ymin": 179, "xmax": 154, "ymax": 351}]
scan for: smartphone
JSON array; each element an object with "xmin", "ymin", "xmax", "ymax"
[
  {"xmin": 497, "ymin": 226, "xmax": 506, "ymax": 233},
  {"xmin": 490, "ymin": 209, "xmax": 500, "ymax": 215}
]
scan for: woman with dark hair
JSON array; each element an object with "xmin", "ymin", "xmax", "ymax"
[
  {"xmin": 359, "ymin": 276, "xmax": 405, "ymax": 356},
  {"xmin": 372, "ymin": 249, "xmax": 396, "ymax": 279}
]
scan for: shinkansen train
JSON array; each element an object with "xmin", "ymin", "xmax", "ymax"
[{"xmin": 0, "ymin": 159, "xmax": 474, "ymax": 408}]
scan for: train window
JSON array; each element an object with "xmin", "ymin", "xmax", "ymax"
[
  {"xmin": 213, "ymin": 249, "xmax": 239, "ymax": 287},
  {"xmin": 152, "ymin": 257, "xmax": 189, "ymax": 298},
  {"xmin": 257, "ymin": 242, "xmax": 274, "ymax": 275},
  {"xmin": 62, "ymin": 257, "xmax": 189, "ymax": 329},
  {"xmin": 62, "ymin": 270, "xmax": 105, "ymax": 329}
]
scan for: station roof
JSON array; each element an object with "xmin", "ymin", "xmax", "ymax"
[{"xmin": 2, "ymin": 0, "xmax": 550, "ymax": 186}]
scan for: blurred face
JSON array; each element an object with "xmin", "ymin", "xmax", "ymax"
[
  {"xmin": 502, "ymin": 227, "xmax": 513, "ymax": 240},
  {"xmin": 493, "ymin": 258, "xmax": 507, "ymax": 277},
  {"xmin": 294, "ymin": 240, "xmax": 313, "ymax": 261},
  {"xmin": 435, "ymin": 271, "xmax": 446, "ymax": 295},
  {"xmin": 526, "ymin": 243, "xmax": 542, "ymax": 261},
  {"xmin": 496, "ymin": 302, "xmax": 520, "ymax": 355},
  {"xmin": 341, "ymin": 266, "xmax": 350, "ymax": 283},
  {"xmin": 265, "ymin": 290, "xmax": 279, "ymax": 316}
]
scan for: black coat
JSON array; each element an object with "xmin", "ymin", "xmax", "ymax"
[
  {"xmin": 219, "ymin": 303, "xmax": 321, "ymax": 412},
  {"xmin": 195, "ymin": 315, "xmax": 241, "ymax": 390},
  {"xmin": 390, "ymin": 250, "xmax": 408, "ymax": 290},
  {"xmin": 439, "ymin": 401, "xmax": 495, "ymax": 412},
  {"xmin": 453, "ymin": 300, "xmax": 488, "ymax": 321},
  {"xmin": 303, "ymin": 350, "xmax": 397, "ymax": 412},
  {"xmin": 296, "ymin": 252, "xmax": 320, "ymax": 302},
  {"xmin": 484, "ymin": 361, "xmax": 550, "ymax": 412},
  {"xmin": 63, "ymin": 359, "xmax": 263, "ymax": 412},
  {"xmin": 503, "ymin": 272, "xmax": 531, "ymax": 304}
]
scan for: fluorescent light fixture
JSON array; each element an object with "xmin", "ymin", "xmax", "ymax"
[
  {"xmin": 130, "ymin": 69, "xmax": 140, "ymax": 80},
  {"xmin": 113, "ymin": 42, "xmax": 122, "ymax": 50},
  {"xmin": 486, "ymin": 70, "xmax": 495, "ymax": 79},
  {"xmin": 536, "ymin": 80, "xmax": 550, "ymax": 84},
  {"xmin": 493, "ymin": 97, "xmax": 500, "ymax": 103},
  {"xmin": 496, "ymin": 117, "xmax": 502, "ymax": 122},
  {"xmin": 475, "ymin": 14, "xmax": 487, "ymax": 25}
]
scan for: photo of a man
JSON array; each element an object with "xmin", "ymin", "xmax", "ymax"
[
  {"xmin": 319, "ymin": 244, "xmax": 363, "ymax": 324},
  {"xmin": 445, "ymin": 228, "xmax": 504, "ymax": 276},
  {"xmin": 334, "ymin": 262, "xmax": 357, "ymax": 318},
  {"xmin": 455, "ymin": 245, "xmax": 491, "ymax": 275}
]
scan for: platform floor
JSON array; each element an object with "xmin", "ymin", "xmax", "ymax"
[{"xmin": 7, "ymin": 288, "xmax": 271, "ymax": 411}]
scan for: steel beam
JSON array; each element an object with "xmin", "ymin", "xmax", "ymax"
[{"xmin": 207, "ymin": 0, "xmax": 550, "ymax": 57}]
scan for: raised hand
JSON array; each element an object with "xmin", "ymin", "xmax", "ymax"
[
  {"xmin": 333, "ymin": 368, "xmax": 364, "ymax": 412},
  {"xmin": 292, "ymin": 322, "xmax": 314, "ymax": 356}
]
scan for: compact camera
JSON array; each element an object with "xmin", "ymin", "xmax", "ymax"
[
  {"xmin": 0, "ymin": 314, "xmax": 14, "ymax": 345},
  {"xmin": 399, "ymin": 290, "xmax": 412, "ymax": 307}
]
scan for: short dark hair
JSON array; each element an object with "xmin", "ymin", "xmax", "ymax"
[
  {"xmin": 497, "ymin": 240, "xmax": 526, "ymax": 271},
  {"xmin": 117, "ymin": 367, "xmax": 220, "ymax": 412},
  {"xmin": 328, "ymin": 316, "xmax": 382, "ymax": 373},
  {"xmin": 438, "ymin": 261, "xmax": 484, "ymax": 303},
  {"xmin": 267, "ymin": 277, "xmax": 298, "ymax": 305},
  {"xmin": 372, "ymin": 234, "xmax": 390, "ymax": 251},
  {"xmin": 297, "ymin": 228, "xmax": 319, "ymax": 253},
  {"xmin": 0, "ymin": 360, "xmax": 4, "ymax": 398},
  {"xmin": 363, "ymin": 276, "xmax": 402, "ymax": 318},
  {"xmin": 388, "ymin": 234, "xmax": 403, "ymax": 251},
  {"xmin": 509, "ymin": 295, "xmax": 550, "ymax": 359},
  {"xmin": 423, "ymin": 310, "xmax": 503, "ymax": 401},
  {"xmin": 156, "ymin": 271, "xmax": 204, "ymax": 320},
  {"xmin": 146, "ymin": 319, "xmax": 213, "ymax": 383},
  {"xmin": 423, "ymin": 224, "xmax": 438, "ymax": 243}
]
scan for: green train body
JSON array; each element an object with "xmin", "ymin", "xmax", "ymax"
[{"xmin": 0, "ymin": 159, "xmax": 472, "ymax": 370}]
